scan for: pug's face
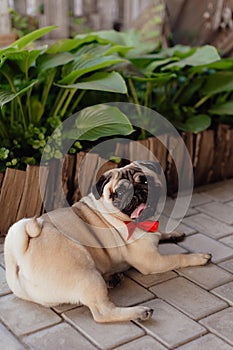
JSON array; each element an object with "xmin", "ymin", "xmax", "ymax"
[{"xmin": 93, "ymin": 161, "xmax": 162, "ymax": 221}]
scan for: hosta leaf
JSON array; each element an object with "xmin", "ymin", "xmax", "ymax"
[
  {"xmin": 162, "ymin": 46, "xmax": 220, "ymax": 70},
  {"xmin": 176, "ymin": 114, "xmax": 211, "ymax": 133},
  {"xmin": 64, "ymin": 105, "xmax": 134, "ymax": 141},
  {"xmin": 38, "ymin": 52, "xmax": 74, "ymax": 70},
  {"xmin": 202, "ymin": 72, "xmax": 233, "ymax": 95},
  {"xmin": 9, "ymin": 26, "xmax": 57, "ymax": 50},
  {"xmin": 0, "ymin": 80, "xmax": 38, "ymax": 106},
  {"xmin": 55, "ymin": 72, "xmax": 127, "ymax": 93},
  {"xmin": 60, "ymin": 55, "xmax": 126, "ymax": 84},
  {"xmin": 3, "ymin": 49, "xmax": 43, "ymax": 73},
  {"xmin": 209, "ymin": 102, "xmax": 233, "ymax": 115}
]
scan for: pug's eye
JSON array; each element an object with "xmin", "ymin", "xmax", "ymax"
[{"xmin": 140, "ymin": 175, "xmax": 148, "ymax": 184}]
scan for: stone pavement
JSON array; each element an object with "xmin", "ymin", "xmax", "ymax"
[{"xmin": 1, "ymin": 179, "xmax": 233, "ymax": 350}]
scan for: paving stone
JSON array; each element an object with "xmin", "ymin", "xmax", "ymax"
[
  {"xmin": 52, "ymin": 303, "xmax": 81, "ymax": 314},
  {"xmin": 227, "ymin": 200, "xmax": 233, "ymax": 208},
  {"xmin": 198, "ymin": 202, "xmax": 233, "ymax": 225},
  {"xmin": 109, "ymin": 277, "xmax": 154, "ymax": 306},
  {"xmin": 63, "ymin": 306, "xmax": 144, "ymax": 350},
  {"xmin": 177, "ymin": 222, "xmax": 197, "ymax": 235},
  {"xmin": 219, "ymin": 258, "xmax": 233, "ymax": 273},
  {"xmin": 0, "ymin": 266, "xmax": 11, "ymax": 296},
  {"xmin": 182, "ymin": 214, "xmax": 233, "ymax": 239},
  {"xmin": 212, "ymin": 281, "xmax": 233, "ymax": 306},
  {"xmin": 23, "ymin": 322, "xmax": 97, "ymax": 350},
  {"xmin": 0, "ymin": 294, "xmax": 61, "ymax": 336},
  {"xmin": 0, "ymin": 323, "xmax": 26, "ymax": 350},
  {"xmin": 220, "ymin": 234, "xmax": 233, "ymax": 249},
  {"xmin": 202, "ymin": 185, "xmax": 233, "ymax": 202},
  {"xmin": 200, "ymin": 307, "xmax": 233, "ymax": 346},
  {"xmin": 114, "ymin": 335, "xmax": 167, "ymax": 350},
  {"xmin": 177, "ymin": 263, "xmax": 233, "ymax": 290},
  {"xmin": 176, "ymin": 333, "xmax": 233, "ymax": 350},
  {"xmin": 189, "ymin": 193, "xmax": 212, "ymax": 207},
  {"xmin": 126, "ymin": 268, "xmax": 177, "ymax": 288},
  {"xmin": 135, "ymin": 299, "xmax": 206, "ymax": 349},
  {"xmin": 0, "ymin": 252, "xmax": 5, "ymax": 268},
  {"xmin": 163, "ymin": 198, "xmax": 198, "ymax": 219},
  {"xmin": 178, "ymin": 233, "xmax": 233, "ymax": 263},
  {"xmin": 158, "ymin": 243, "xmax": 187, "ymax": 255},
  {"xmin": 150, "ymin": 277, "xmax": 227, "ymax": 320}
]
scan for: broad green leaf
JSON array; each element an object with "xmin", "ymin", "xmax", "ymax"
[
  {"xmin": 3, "ymin": 49, "xmax": 43, "ymax": 74},
  {"xmin": 162, "ymin": 46, "xmax": 220, "ymax": 70},
  {"xmin": 0, "ymin": 80, "xmax": 38, "ymax": 106},
  {"xmin": 60, "ymin": 52, "xmax": 126, "ymax": 84},
  {"xmin": 131, "ymin": 72, "xmax": 176, "ymax": 83},
  {"xmin": 38, "ymin": 52, "xmax": 74, "ymax": 70},
  {"xmin": 177, "ymin": 114, "xmax": 211, "ymax": 133},
  {"xmin": 202, "ymin": 72, "xmax": 233, "ymax": 95},
  {"xmin": 46, "ymin": 38, "xmax": 85, "ymax": 54},
  {"xmin": 209, "ymin": 101, "xmax": 233, "ymax": 115},
  {"xmin": 9, "ymin": 26, "xmax": 57, "ymax": 50},
  {"xmin": 56, "ymin": 71, "xmax": 127, "ymax": 93},
  {"xmin": 64, "ymin": 105, "xmax": 134, "ymax": 141},
  {"xmin": 191, "ymin": 58, "xmax": 233, "ymax": 72},
  {"xmin": 142, "ymin": 57, "xmax": 178, "ymax": 74}
]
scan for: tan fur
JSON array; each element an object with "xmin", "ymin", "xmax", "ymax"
[{"xmin": 4, "ymin": 163, "xmax": 211, "ymax": 323}]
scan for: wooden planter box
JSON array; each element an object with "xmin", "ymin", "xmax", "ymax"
[{"xmin": 0, "ymin": 125, "xmax": 233, "ymax": 236}]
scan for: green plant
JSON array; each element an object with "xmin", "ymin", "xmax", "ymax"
[{"xmin": 0, "ymin": 27, "xmax": 132, "ymax": 172}]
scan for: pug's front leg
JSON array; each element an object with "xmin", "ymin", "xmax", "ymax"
[{"xmin": 131, "ymin": 250, "xmax": 212, "ymax": 275}]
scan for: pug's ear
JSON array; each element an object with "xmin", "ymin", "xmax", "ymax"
[{"xmin": 92, "ymin": 174, "xmax": 111, "ymax": 199}]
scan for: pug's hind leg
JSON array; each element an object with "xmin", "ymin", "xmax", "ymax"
[{"xmin": 79, "ymin": 270, "xmax": 153, "ymax": 323}]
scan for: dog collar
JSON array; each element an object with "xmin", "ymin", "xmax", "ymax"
[{"xmin": 123, "ymin": 220, "xmax": 159, "ymax": 240}]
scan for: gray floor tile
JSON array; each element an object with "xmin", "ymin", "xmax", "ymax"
[
  {"xmin": 63, "ymin": 306, "xmax": 144, "ymax": 350},
  {"xmin": 114, "ymin": 335, "xmax": 167, "ymax": 350},
  {"xmin": 177, "ymin": 263, "xmax": 233, "ymax": 290},
  {"xmin": 126, "ymin": 268, "xmax": 177, "ymax": 288},
  {"xmin": 219, "ymin": 258, "xmax": 233, "ymax": 273},
  {"xmin": 200, "ymin": 307, "xmax": 233, "ymax": 346},
  {"xmin": 220, "ymin": 234, "xmax": 233, "ymax": 249},
  {"xmin": 176, "ymin": 333, "xmax": 233, "ymax": 350},
  {"xmin": 109, "ymin": 277, "xmax": 155, "ymax": 306},
  {"xmin": 0, "ymin": 266, "xmax": 11, "ymax": 296},
  {"xmin": 0, "ymin": 252, "xmax": 5, "ymax": 268},
  {"xmin": 135, "ymin": 299, "xmax": 206, "ymax": 349},
  {"xmin": 212, "ymin": 281, "xmax": 233, "ymax": 306},
  {"xmin": 23, "ymin": 322, "xmax": 97, "ymax": 350},
  {"xmin": 178, "ymin": 233, "xmax": 233, "ymax": 263},
  {"xmin": 158, "ymin": 243, "xmax": 187, "ymax": 255},
  {"xmin": 0, "ymin": 323, "xmax": 26, "ymax": 350},
  {"xmin": 189, "ymin": 193, "xmax": 212, "ymax": 207},
  {"xmin": 202, "ymin": 185, "xmax": 233, "ymax": 202},
  {"xmin": 150, "ymin": 277, "xmax": 227, "ymax": 320},
  {"xmin": 182, "ymin": 214, "xmax": 233, "ymax": 239},
  {"xmin": 0, "ymin": 294, "xmax": 61, "ymax": 336},
  {"xmin": 198, "ymin": 202, "xmax": 233, "ymax": 225}
]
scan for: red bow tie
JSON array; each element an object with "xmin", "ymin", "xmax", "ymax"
[{"xmin": 124, "ymin": 220, "xmax": 159, "ymax": 240}]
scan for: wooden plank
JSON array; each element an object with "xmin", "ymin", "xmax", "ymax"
[
  {"xmin": 62, "ymin": 154, "xmax": 76, "ymax": 205},
  {"xmin": 43, "ymin": 159, "xmax": 67, "ymax": 212},
  {"xmin": 0, "ymin": 168, "xmax": 26, "ymax": 236},
  {"xmin": 194, "ymin": 130, "xmax": 215, "ymax": 186},
  {"xmin": 225, "ymin": 127, "xmax": 233, "ymax": 178},
  {"xmin": 17, "ymin": 165, "xmax": 49, "ymax": 221},
  {"xmin": 0, "ymin": 173, "xmax": 4, "ymax": 194}
]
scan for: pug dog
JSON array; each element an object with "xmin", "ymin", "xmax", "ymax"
[{"xmin": 4, "ymin": 161, "xmax": 211, "ymax": 323}]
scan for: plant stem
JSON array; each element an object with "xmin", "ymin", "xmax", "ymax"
[
  {"xmin": 52, "ymin": 89, "xmax": 69, "ymax": 117},
  {"xmin": 128, "ymin": 78, "xmax": 141, "ymax": 115},
  {"xmin": 70, "ymin": 90, "xmax": 86, "ymax": 113},
  {"xmin": 194, "ymin": 95, "xmax": 210, "ymax": 109},
  {"xmin": 60, "ymin": 88, "xmax": 77, "ymax": 118}
]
